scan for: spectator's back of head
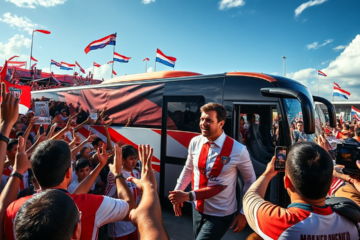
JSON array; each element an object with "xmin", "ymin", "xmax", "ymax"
[
  {"xmin": 30, "ymin": 140, "xmax": 71, "ymax": 188},
  {"xmin": 356, "ymin": 128, "xmax": 360, "ymax": 137},
  {"xmin": 286, "ymin": 142, "xmax": 333, "ymax": 200},
  {"xmin": 14, "ymin": 190, "xmax": 80, "ymax": 240}
]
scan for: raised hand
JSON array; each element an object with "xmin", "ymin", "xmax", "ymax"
[
  {"xmin": 97, "ymin": 143, "xmax": 108, "ymax": 167},
  {"xmin": 127, "ymin": 145, "xmax": 156, "ymax": 190},
  {"xmin": 0, "ymin": 82, "xmax": 20, "ymax": 135},
  {"xmin": 14, "ymin": 137, "xmax": 30, "ymax": 174},
  {"xmin": 86, "ymin": 131, "xmax": 97, "ymax": 142},
  {"xmin": 109, "ymin": 144, "xmax": 122, "ymax": 176}
]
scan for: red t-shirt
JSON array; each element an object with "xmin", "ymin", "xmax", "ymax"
[{"xmin": 5, "ymin": 190, "xmax": 129, "ymax": 240}]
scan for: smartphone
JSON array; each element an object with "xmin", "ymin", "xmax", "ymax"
[{"xmin": 274, "ymin": 146, "xmax": 288, "ymax": 171}]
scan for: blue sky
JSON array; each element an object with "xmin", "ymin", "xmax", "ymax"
[{"xmin": 0, "ymin": 0, "xmax": 360, "ymax": 100}]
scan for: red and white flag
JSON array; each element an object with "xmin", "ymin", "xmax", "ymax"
[
  {"xmin": 143, "ymin": 58, "xmax": 150, "ymax": 61},
  {"xmin": 75, "ymin": 61, "xmax": 85, "ymax": 74},
  {"xmin": 8, "ymin": 55, "xmax": 19, "ymax": 61},
  {"xmin": 112, "ymin": 70, "xmax": 117, "ymax": 76},
  {"xmin": 107, "ymin": 61, "xmax": 114, "ymax": 64},
  {"xmin": 31, "ymin": 56, "xmax": 38, "ymax": 62},
  {"xmin": 93, "ymin": 62, "xmax": 101, "ymax": 68},
  {"xmin": 0, "ymin": 61, "xmax": 31, "ymax": 114},
  {"xmin": 34, "ymin": 29, "xmax": 51, "ymax": 34}
]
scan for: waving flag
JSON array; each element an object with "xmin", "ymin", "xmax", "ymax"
[
  {"xmin": 143, "ymin": 58, "xmax": 150, "ymax": 61},
  {"xmin": 333, "ymin": 82, "xmax": 351, "ymax": 100},
  {"xmin": 60, "ymin": 62, "xmax": 75, "ymax": 71},
  {"xmin": 318, "ymin": 70, "xmax": 327, "ymax": 77},
  {"xmin": 107, "ymin": 61, "xmax": 114, "ymax": 64},
  {"xmin": 84, "ymin": 33, "xmax": 117, "ymax": 54},
  {"xmin": 93, "ymin": 62, "xmax": 101, "ymax": 68},
  {"xmin": 75, "ymin": 61, "xmax": 85, "ymax": 74},
  {"xmin": 31, "ymin": 56, "xmax": 38, "ymax": 62},
  {"xmin": 351, "ymin": 106, "xmax": 360, "ymax": 119},
  {"xmin": 112, "ymin": 70, "xmax": 117, "ymax": 76},
  {"xmin": 34, "ymin": 29, "xmax": 51, "ymax": 34},
  {"xmin": 156, "ymin": 49, "xmax": 177, "ymax": 68},
  {"xmin": 354, "ymin": 114, "xmax": 360, "ymax": 122},
  {"xmin": 31, "ymin": 63, "xmax": 37, "ymax": 69},
  {"xmin": 51, "ymin": 60, "xmax": 61, "ymax": 67},
  {"xmin": 8, "ymin": 55, "xmax": 19, "ymax": 61},
  {"xmin": 113, "ymin": 52, "xmax": 131, "ymax": 63}
]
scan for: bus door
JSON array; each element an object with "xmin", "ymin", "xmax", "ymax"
[
  {"xmin": 232, "ymin": 101, "xmax": 286, "ymax": 205},
  {"xmin": 159, "ymin": 96, "xmax": 204, "ymax": 206}
]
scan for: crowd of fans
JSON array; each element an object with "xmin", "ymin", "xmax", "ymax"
[{"xmin": 1, "ymin": 83, "xmax": 360, "ymax": 240}]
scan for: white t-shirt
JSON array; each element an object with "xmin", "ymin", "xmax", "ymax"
[{"xmin": 68, "ymin": 178, "xmax": 95, "ymax": 194}]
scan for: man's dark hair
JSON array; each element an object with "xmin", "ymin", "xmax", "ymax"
[
  {"xmin": 16, "ymin": 131, "xmax": 24, "ymax": 138},
  {"xmin": 122, "ymin": 145, "xmax": 138, "ymax": 160},
  {"xmin": 15, "ymin": 190, "xmax": 79, "ymax": 240},
  {"xmin": 286, "ymin": 142, "xmax": 333, "ymax": 200},
  {"xmin": 356, "ymin": 128, "xmax": 360, "ymax": 137},
  {"xmin": 30, "ymin": 140, "xmax": 71, "ymax": 188},
  {"xmin": 75, "ymin": 158, "xmax": 90, "ymax": 172},
  {"xmin": 344, "ymin": 124, "xmax": 350, "ymax": 130},
  {"xmin": 7, "ymin": 139, "xmax": 19, "ymax": 151},
  {"xmin": 61, "ymin": 109, "xmax": 67, "ymax": 113},
  {"xmin": 92, "ymin": 137, "xmax": 103, "ymax": 147},
  {"xmin": 200, "ymin": 102, "xmax": 227, "ymax": 123},
  {"xmin": 296, "ymin": 121, "xmax": 303, "ymax": 125}
]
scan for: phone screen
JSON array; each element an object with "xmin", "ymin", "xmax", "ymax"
[{"xmin": 274, "ymin": 147, "xmax": 287, "ymax": 171}]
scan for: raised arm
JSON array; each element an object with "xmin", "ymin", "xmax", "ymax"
[
  {"xmin": 74, "ymin": 116, "xmax": 90, "ymax": 131},
  {"xmin": 51, "ymin": 113, "xmax": 80, "ymax": 140},
  {"xmin": 104, "ymin": 123, "xmax": 113, "ymax": 150},
  {"xmin": 22, "ymin": 117, "xmax": 38, "ymax": 144},
  {"xmin": 71, "ymin": 132, "xmax": 97, "ymax": 160},
  {"xmin": 0, "ymin": 82, "xmax": 20, "ymax": 177}
]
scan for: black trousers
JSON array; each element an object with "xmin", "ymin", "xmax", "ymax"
[{"xmin": 192, "ymin": 206, "xmax": 236, "ymax": 240}]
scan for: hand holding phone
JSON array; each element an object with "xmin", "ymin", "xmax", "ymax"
[{"xmin": 274, "ymin": 146, "xmax": 288, "ymax": 171}]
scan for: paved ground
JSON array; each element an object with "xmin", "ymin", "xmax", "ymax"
[{"xmin": 162, "ymin": 207, "xmax": 254, "ymax": 240}]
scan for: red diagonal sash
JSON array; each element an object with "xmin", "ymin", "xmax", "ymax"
[{"xmin": 196, "ymin": 136, "xmax": 234, "ymax": 213}]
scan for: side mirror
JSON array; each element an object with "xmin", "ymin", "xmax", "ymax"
[
  {"xmin": 313, "ymin": 96, "xmax": 336, "ymax": 128},
  {"xmin": 261, "ymin": 88, "xmax": 315, "ymax": 134}
]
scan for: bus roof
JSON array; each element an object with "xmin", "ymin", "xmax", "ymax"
[
  {"xmin": 226, "ymin": 72, "xmax": 277, "ymax": 82},
  {"xmin": 102, "ymin": 71, "xmax": 202, "ymax": 84}
]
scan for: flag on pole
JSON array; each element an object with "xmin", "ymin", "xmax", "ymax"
[
  {"xmin": 351, "ymin": 106, "xmax": 360, "ymax": 118},
  {"xmin": 93, "ymin": 62, "xmax": 101, "ymax": 68},
  {"xmin": 31, "ymin": 56, "xmax": 38, "ymax": 62},
  {"xmin": 333, "ymin": 82, "xmax": 351, "ymax": 100},
  {"xmin": 143, "ymin": 58, "xmax": 150, "ymax": 61},
  {"xmin": 0, "ymin": 61, "xmax": 31, "ymax": 114},
  {"xmin": 31, "ymin": 63, "xmax": 37, "ymax": 69},
  {"xmin": 318, "ymin": 70, "xmax": 327, "ymax": 77},
  {"xmin": 75, "ymin": 61, "xmax": 85, "ymax": 74},
  {"xmin": 84, "ymin": 33, "xmax": 117, "ymax": 54},
  {"xmin": 113, "ymin": 52, "xmax": 131, "ymax": 63},
  {"xmin": 156, "ymin": 49, "xmax": 177, "ymax": 68},
  {"xmin": 60, "ymin": 62, "xmax": 75, "ymax": 71},
  {"xmin": 8, "ymin": 55, "xmax": 19, "ymax": 61},
  {"xmin": 107, "ymin": 61, "xmax": 114, "ymax": 64},
  {"xmin": 354, "ymin": 113, "xmax": 360, "ymax": 122},
  {"xmin": 112, "ymin": 70, "xmax": 117, "ymax": 76},
  {"xmin": 51, "ymin": 60, "xmax": 61, "ymax": 67},
  {"xmin": 34, "ymin": 29, "xmax": 51, "ymax": 34}
]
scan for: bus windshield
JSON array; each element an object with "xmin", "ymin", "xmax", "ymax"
[{"xmin": 283, "ymin": 98, "xmax": 323, "ymax": 145}]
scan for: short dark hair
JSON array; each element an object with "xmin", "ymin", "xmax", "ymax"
[
  {"xmin": 286, "ymin": 142, "xmax": 333, "ymax": 200},
  {"xmin": 122, "ymin": 145, "xmax": 138, "ymax": 160},
  {"xmin": 356, "ymin": 128, "xmax": 360, "ymax": 137},
  {"xmin": 30, "ymin": 140, "xmax": 71, "ymax": 188},
  {"xmin": 15, "ymin": 190, "xmax": 79, "ymax": 240},
  {"xmin": 7, "ymin": 139, "xmax": 18, "ymax": 151},
  {"xmin": 16, "ymin": 131, "xmax": 24, "ymax": 138},
  {"xmin": 92, "ymin": 137, "xmax": 103, "ymax": 147},
  {"xmin": 75, "ymin": 158, "xmax": 90, "ymax": 172},
  {"xmin": 200, "ymin": 102, "xmax": 227, "ymax": 122},
  {"xmin": 296, "ymin": 121, "xmax": 303, "ymax": 125},
  {"xmin": 344, "ymin": 124, "xmax": 350, "ymax": 130}
]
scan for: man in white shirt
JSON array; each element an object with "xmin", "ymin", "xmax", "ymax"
[
  {"xmin": 169, "ymin": 102, "xmax": 256, "ymax": 240},
  {"xmin": 68, "ymin": 158, "xmax": 95, "ymax": 193}
]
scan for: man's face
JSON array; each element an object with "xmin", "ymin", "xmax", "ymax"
[
  {"xmin": 97, "ymin": 141, "xmax": 104, "ymax": 149},
  {"xmin": 76, "ymin": 166, "xmax": 90, "ymax": 182},
  {"xmin": 26, "ymin": 139, "xmax": 32, "ymax": 150},
  {"xmin": 61, "ymin": 112, "xmax": 67, "ymax": 117},
  {"xmin": 15, "ymin": 123, "xmax": 22, "ymax": 132},
  {"xmin": 56, "ymin": 114, "xmax": 61, "ymax": 120},
  {"xmin": 199, "ymin": 111, "xmax": 223, "ymax": 138},
  {"xmin": 123, "ymin": 155, "xmax": 137, "ymax": 171},
  {"xmin": 297, "ymin": 123, "xmax": 304, "ymax": 132},
  {"xmin": 7, "ymin": 145, "xmax": 17, "ymax": 160},
  {"xmin": 82, "ymin": 148, "xmax": 91, "ymax": 160}
]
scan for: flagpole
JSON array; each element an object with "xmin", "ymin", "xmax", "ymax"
[
  {"xmin": 111, "ymin": 32, "xmax": 116, "ymax": 78},
  {"xmin": 317, "ymin": 74, "xmax": 319, "ymax": 96},
  {"xmin": 30, "ymin": 30, "xmax": 34, "ymax": 69},
  {"xmin": 50, "ymin": 61, "xmax": 52, "ymax": 74}
]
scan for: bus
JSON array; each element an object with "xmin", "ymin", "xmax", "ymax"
[{"xmin": 31, "ymin": 70, "xmax": 336, "ymax": 210}]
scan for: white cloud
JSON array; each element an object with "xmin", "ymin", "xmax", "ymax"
[
  {"xmin": 5, "ymin": 0, "xmax": 67, "ymax": 8},
  {"xmin": 147, "ymin": 67, "xmax": 153, "ymax": 73},
  {"xmin": 0, "ymin": 13, "xmax": 39, "ymax": 34},
  {"xmin": 333, "ymin": 45, "xmax": 347, "ymax": 51},
  {"xmin": 286, "ymin": 34, "xmax": 360, "ymax": 100},
  {"xmin": 219, "ymin": 0, "xmax": 245, "ymax": 10},
  {"xmin": 85, "ymin": 64, "xmax": 111, "ymax": 80},
  {"xmin": 142, "ymin": 0, "xmax": 155, "ymax": 4},
  {"xmin": 0, "ymin": 34, "xmax": 31, "ymax": 61},
  {"xmin": 295, "ymin": 0, "xmax": 327, "ymax": 17},
  {"xmin": 306, "ymin": 39, "xmax": 333, "ymax": 50}
]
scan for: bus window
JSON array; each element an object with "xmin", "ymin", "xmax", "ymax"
[{"xmin": 167, "ymin": 101, "xmax": 202, "ymax": 132}]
